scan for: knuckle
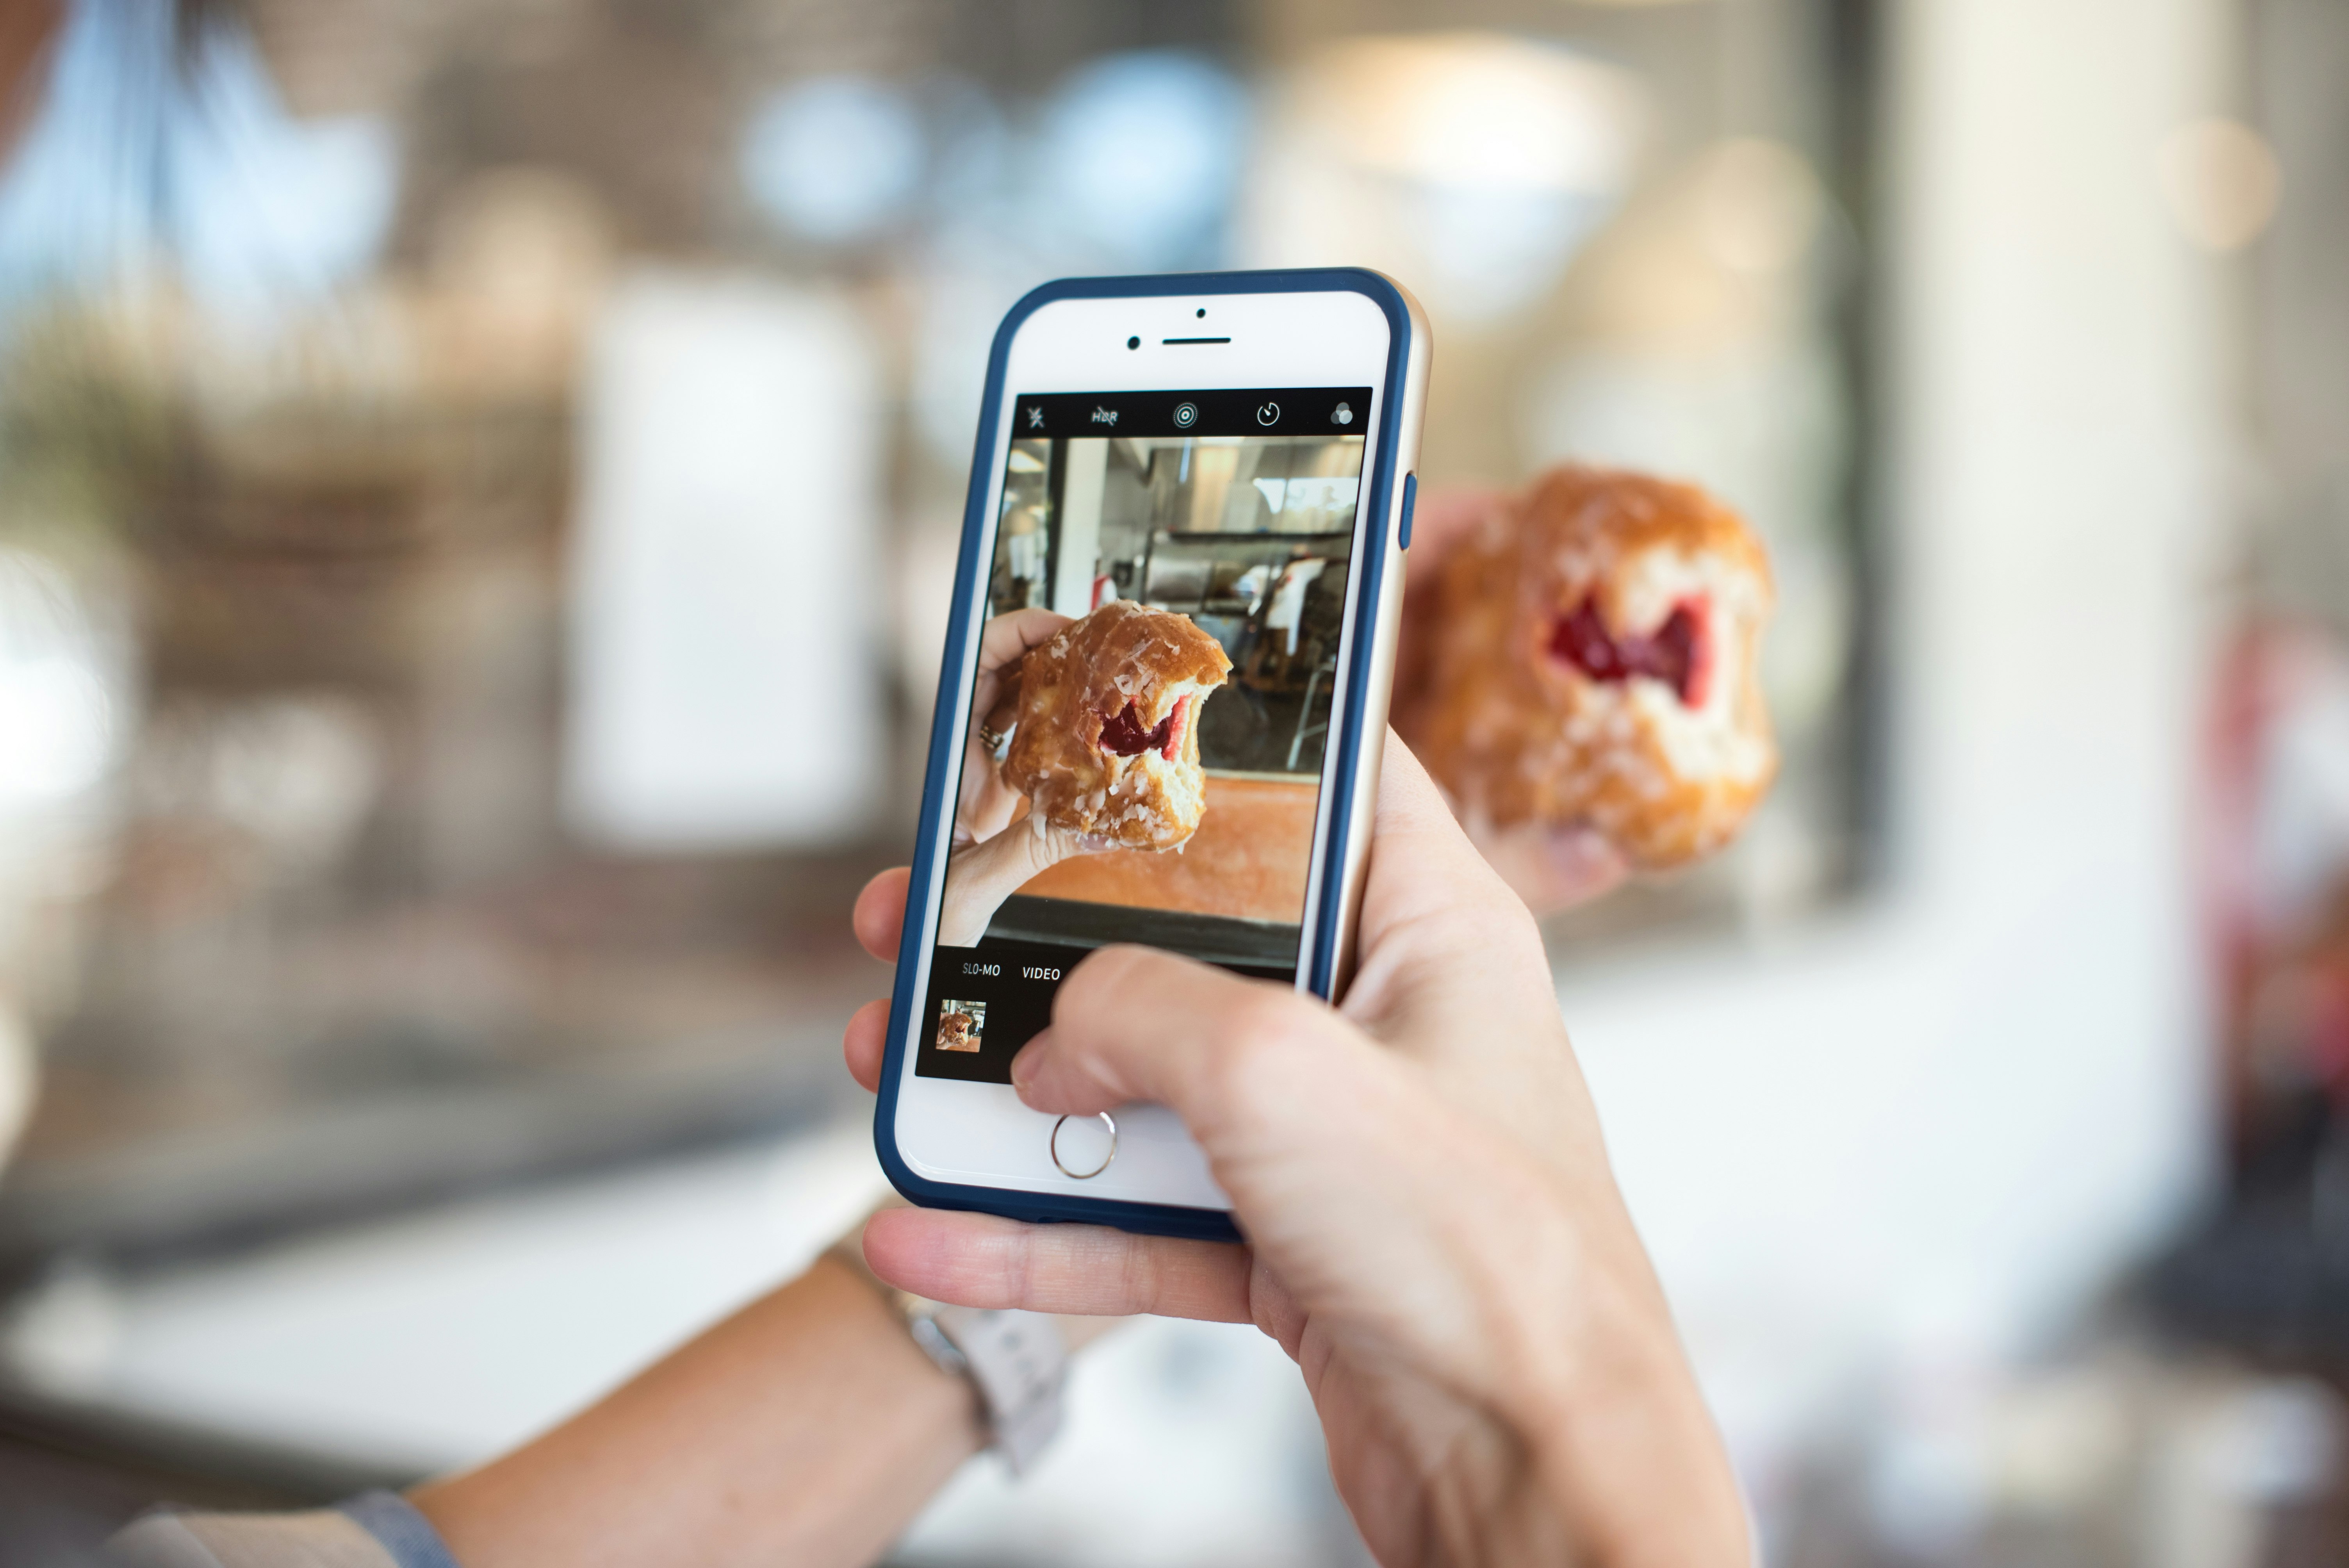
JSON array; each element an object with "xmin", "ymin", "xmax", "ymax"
[
  {"xmin": 1437, "ymin": 899, "xmax": 1543, "ymax": 969},
  {"xmin": 1006, "ymin": 1228, "xmax": 1040, "ymax": 1310},
  {"xmin": 1197, "ymin": 989, "xmax": 1318, "ymax": 1116},
  {"xmin": 1116, "ymin": 1234, "xmax": 1160, "ymax": 1314},
  {"xmin": 1060, "ymin": 943, "xmax": 1151, "ymax": 1008},
  {"xmin": 1225, "ymin": 989, "xmax": 1308, "ymax": 1051}
]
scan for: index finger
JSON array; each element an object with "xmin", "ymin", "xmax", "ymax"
[
  {"xmin": 1352, "ymin": 733, "xmax": 1540, "ymax": 962},
  {"xmin": 861, "ymin": 1206, "xmax": 1255, "ymax": 1322},
  {"xmin": 978, "ymin": 608, "xmax": 1072, "ymax": 674},
  {"xmin": 852, "ymin": 867, "xmax": 912, "ymax": 962}
]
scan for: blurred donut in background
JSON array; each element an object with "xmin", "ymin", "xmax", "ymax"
[{"xmin": 1398, "ymin": 465, "xmax": 1777, "ymax": 882}]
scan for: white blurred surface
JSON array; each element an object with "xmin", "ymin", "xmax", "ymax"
[
  {"xmin": 565, "ymin": 271, "xmax": 886, "ymax": 850},
  {"xmin": 3, "ymin": 1123, "xmax": 891, "ymax": 1468},
  {"xmin": 0, "ymin": 1119, "xmax": 1346, "ymax": 1566}
]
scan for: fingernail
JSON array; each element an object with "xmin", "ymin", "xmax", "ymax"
[{"xmin": 1009, "ymin": 1042, "xmax": 1040, "ymax": 1097}]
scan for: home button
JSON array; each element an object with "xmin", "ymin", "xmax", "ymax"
[{"xmin": 1050, "ymin": 1113, "xmax": 1117, "ymax": 1179}]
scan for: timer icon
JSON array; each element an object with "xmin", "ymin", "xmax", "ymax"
[{"xmin": 1255, "ymin": 401, "xmax": 1280, "ymax": 426}]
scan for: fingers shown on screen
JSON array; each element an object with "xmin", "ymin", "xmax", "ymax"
[
  {"xmin": 842, "ymin": 998, "xmax": 889, "ymax": 1092},
  {"xmin": 862, "ymin": 1207, "xmax": 1255, "ymax": 1324},
  {"xmin": 978, "ymin": 608, "xmax": 1073, "ymax": 670},
  {"xmin": 972, "ymin": 608, "xmax": 1073, "ymax": 714},
  {"xmin": 853, "ymin": 868, "xmax": 912, "ymax": 963}
]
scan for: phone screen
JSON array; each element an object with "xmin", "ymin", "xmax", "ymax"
[{"xmin": 920, "ymin": 385, "xmax": 1374, "ymax": 1085}]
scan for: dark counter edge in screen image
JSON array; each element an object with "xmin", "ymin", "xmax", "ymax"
[{"xmin": 1014, "ymin": 388, "xmax": 1374, "ymax": 441}]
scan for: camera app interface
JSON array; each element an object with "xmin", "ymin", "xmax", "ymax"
[{"xmin": 920, "ymin": 386, "xmax": 1372, "ymax": 1084}]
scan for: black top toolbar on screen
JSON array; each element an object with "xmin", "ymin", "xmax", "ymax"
[{"xmin": 1011, "ymin": 388, "xmax": 1374, "ymax": 441}]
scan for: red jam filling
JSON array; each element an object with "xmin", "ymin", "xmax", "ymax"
[
  {"xmin": 1547, "ymin": 595, "xmax": 1713, "ymax": 706},
  {"xmin": 1097, "ymin": 695, "xmax": 1193, "ymax": 760}
]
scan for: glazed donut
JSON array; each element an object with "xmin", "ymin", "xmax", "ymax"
[
  {"xmin": 1003, "ymin": 599, "xmax": 1233, "ymax": 851},
  {"xmin": 1412, "ymin": 465, "xmax": 1776, "ymax": 870}
]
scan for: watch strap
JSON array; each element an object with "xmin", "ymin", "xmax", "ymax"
[
  {"xmin": 925, "ymin": 1304, "xmax": 1067, "ymax": 1472},
  {"xmin": 824, "ymin": 1236, "xmax": 1069, "ymax": 1474}
]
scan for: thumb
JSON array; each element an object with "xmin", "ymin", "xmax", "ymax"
[{"xmin": 1009, "ymin": 946, "xmax": 1353, "ymax": 1142}]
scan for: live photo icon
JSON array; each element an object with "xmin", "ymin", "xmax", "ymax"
[{"xmin": 1331, "ymin": 402, "xmax": 1354, "ymax": 426}]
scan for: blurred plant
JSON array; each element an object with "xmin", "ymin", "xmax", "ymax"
[{"xmin": 0, "ymin": 301, "xmax": 178, "ymax": 554}]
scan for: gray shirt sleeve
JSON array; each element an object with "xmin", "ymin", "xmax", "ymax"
[{"xmin": 105, "ymin": 1492, "xmax": 462, "ymax": 1568}]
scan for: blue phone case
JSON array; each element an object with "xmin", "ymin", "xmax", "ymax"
[{"xmin": 873, "ymin": 268, "xmax": 1419, "ymax": 1244}]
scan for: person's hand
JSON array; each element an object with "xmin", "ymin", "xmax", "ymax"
[
  {"xmin": 1391, "ymin": 485, "xmax": 1631, "ymax": 918},
  {"xmin": 840, "ymin": 736, "xmax": 1748, "ymax": 1568},
  {"xmin": 955, "ymin": 609, "xmax": 1071, "ymax": 845}
]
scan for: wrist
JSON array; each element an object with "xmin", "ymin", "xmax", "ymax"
[
  {"xmin": 1489, "ymin": 1203, "xmax": 1751, "ymax": 1567},
  {"xmin": 824, "ymin": 1228, "xmax": 1089, "ymax": 1475}
]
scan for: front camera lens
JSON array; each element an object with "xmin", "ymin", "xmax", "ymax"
[{"xmin": 1126, "ymin": 335, "xmax": 1140, "ymax": 349}]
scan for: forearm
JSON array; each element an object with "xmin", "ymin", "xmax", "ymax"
[
  {"xmin": 410, "ymin": 1258, "xmax": 982, "ymax": 1568},
  {"xmin": 940, "ymin": 820, "xmax": 1068, "ymax": 945},
  {"xmin": 1522, "ymin": 1340, "xmax": 1749, "ymax": 1567},
  {"xmin": 1498, "ymin": 1208, "xmax": 1751, "ymax": 1568}
]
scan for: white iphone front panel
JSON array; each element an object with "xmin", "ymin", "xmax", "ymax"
[{"xmin": 895, "ymin": 288, "xmax": 1397, "ymax": 1210}]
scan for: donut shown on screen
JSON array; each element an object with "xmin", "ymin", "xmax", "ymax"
[
  {"xmin": 1003, "ymin": 600, "xmax": 1233, "ymax": 851},
  {"xmin": 1413, "ymin": 465, "xmax": 1777, "ymax": 870},
  {"xmin": 936, "ymin": 1007, "xmax": 981, "ymax": 1052}
]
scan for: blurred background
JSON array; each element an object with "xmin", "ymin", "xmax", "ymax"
[{"xmin": 0, "ymin": 0, "xmax": 2338, "ymax": 1561}]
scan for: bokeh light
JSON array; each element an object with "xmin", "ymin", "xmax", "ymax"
[
  {"xmin": 741, "ymin": 76, "xmax": 927, "ymax": 245},
  {"xmin": 2157, "ymin": 115, "xmax": 2283, "ymax": 253},
  {"xmin": 1035, "ymin": 51, "xmax": 1249, "ymax": 271}
]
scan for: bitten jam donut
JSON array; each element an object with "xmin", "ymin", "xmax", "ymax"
[
  {"xmin": 1003, "ymin": 600, "xmax": 1233, "ymax": 851},
  {"xmin": 1412, "ymin": 465, "xmax": 1776, "ymax": 869}
]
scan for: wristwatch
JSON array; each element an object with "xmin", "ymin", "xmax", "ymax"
[{"xmin": 825, "ymin": 1236, "xmax": 1069, "ymax": 1474}]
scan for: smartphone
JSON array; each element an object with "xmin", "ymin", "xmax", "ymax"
[{"xmin": 875, "ymin": 269, "xmax": 1431, "ymax": 1240}]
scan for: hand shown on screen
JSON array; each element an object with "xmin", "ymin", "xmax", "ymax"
[
  {"xmin": 937, "ymin": 608, "xmax": 1106, "ymax": 946},
  {"xmin": 840, "ymin": 734, "xmax": 1749, "ymax": 1567},
  {"xmin": 936, "ymin": 818, "xmax": 1112, "ymax": 946},
  {"xmin": 1391, "ymin": 485, "xmax": 1631, "ymax": 918},
  {"xmin": 954, "ymin": 609, "xmax": 1072, "ymax": 846}
]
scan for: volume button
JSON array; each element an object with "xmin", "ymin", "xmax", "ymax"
[{"xmin": 1397, "ymin": 472, "xmax": 1418, "ymax": 551}]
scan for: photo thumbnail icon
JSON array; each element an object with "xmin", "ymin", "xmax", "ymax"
[{"xmin": 935, "ymin": 1000, "xmax": 986, "ymax": 1052}]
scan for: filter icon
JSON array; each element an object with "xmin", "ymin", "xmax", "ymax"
[{"xmin": 1332, "ymin": 402, "xmax": 1354, "ymax": 426}]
